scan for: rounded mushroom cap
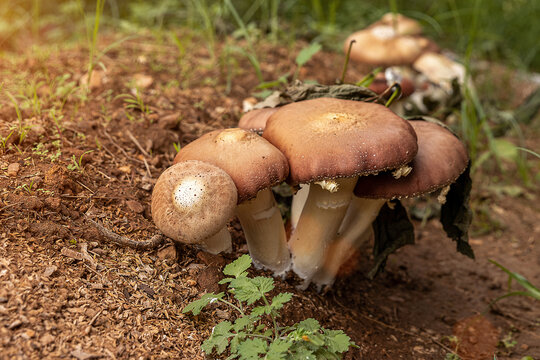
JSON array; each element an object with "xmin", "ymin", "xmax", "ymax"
[
  {"xmin": 173, "ymin": 128, "xmax": 289, "ymax": 202},
  {"xmin": 262, "ymin": 98, "xmax": 418, "ymax": 185},
  {"xmin": 378, "ymin": 13, "xmax": 423, "ymax": 36},
  {"xmin": 413, "ymin": 52, "xmax": 466, "ymax": 89},
  {"xmin": 344, "ymin": 25, "xmax": 434, "ymax": 66},
  {"xmin": 354, "ymin": 120, "xmax": 469, "ymax": 199},
  {"xmin": 238, "ymin": 107, "xmax": 279, "ymax": 132},
  {"xmin": 151, "ymin": 160, "xmax": 237, "ymax": 244}
]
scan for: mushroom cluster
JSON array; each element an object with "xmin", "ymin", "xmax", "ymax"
[
  {"xmin": 344, "ymin": 13, "xmax": 467, "ymax": 118},
  {"xmin": 152, "ymin": 93, "xmax": 472, "ymax": 289}
]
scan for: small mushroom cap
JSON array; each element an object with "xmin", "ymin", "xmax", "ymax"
[
  {"xmin": 151, "ymin": 160, "xmax": 237, "ymax": 244},
  {"xmin": 238, "ymin": 107, "xmax": 279, "ymax": 132},
  {"xmin": 344, "ymin": 25, "xmax": 435, "ymax": 66},
  {"xmin": 413, "ymin": 52, "xmax": 466, "ymax": 89},
  {"xmin": 377, "ymin": 13, "xmax": 423, "ymax": 36},
  {"xmin": 173, "ymin": 128, "xmax": 289, "ymax": 202},
  {"xmin": 354, "ymin": 120, "xmax": 469, "ymax": 199},
  {"xmin": 262, "ymin": 98, "xmax": 418, "ymax": 185}
]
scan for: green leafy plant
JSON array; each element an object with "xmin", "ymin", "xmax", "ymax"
[
  {"xmin": 489, "ymin": 260, "xmax": 540, "ymax": 305},
  {"xmin": 183, "ymin": 255, "xmax": 356, "ymax": 359}
]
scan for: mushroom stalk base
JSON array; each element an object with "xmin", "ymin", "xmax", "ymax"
[
  {"xmin": 236, "ymin": 188, "xmax": 291, "ymax": 276},
  {"xmin": 289, "ymin": 177, "xmax": 357, "ymax": 284},
  {"xmin": 312, "ymin": 198, "xmax": 385, "ymax": 288},
  {"xmin": 198, "ymin": 227, "xmax": 232, "ymax": 255}
]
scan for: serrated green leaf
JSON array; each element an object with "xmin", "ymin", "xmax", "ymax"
[
  {"xmin": 219, "ymin": 277, "xmax": 234, "ymax": 284},
  {"xmin": 182, "ymin": 292, "xmax": 224, "ymax": 315},
  {"xmin": 237, "ymin": 338, "xmax": 267, "ymax": 360},
  {"xmin": 229, "ymin": 277, "xmax": 262, "ymax": 305},
  {"xmin": 296, "ymin": 43, "xmax": 322, "ymax": 67},
  {"xmin": 201, "ymin": 321, "xmax": 233, "ymax": 354},
  {"xmin": 323, "ymin": 329, "xmax": 353, "ymax": 353},
  {"xmin": 251, "ymin": 305, "xmax": 270, "ymax": 316},
  {"xmin": 297, "ymin": 318, "xmax": 321, "ymax": 332},
  {"xmin": 223, "ymin": 254, "xmax": 252, "ymax": 278},
  {"xmin": 233, "ymin": 316, "xmax": 253, "ymax": 332},
  {"xmin": 252, "ymin": 276, "xmax": 275, "ymax": 294},
  {"xmin": 289, "ymin": 345, "xmax": 316, "ymax": 360},
  {"xmin": 271, "ymin": 292, "xmax": 292, "ymax": 311},
  {"xmin": 267, "ymin": 339, "xmax": 292, "ymax": 360}
]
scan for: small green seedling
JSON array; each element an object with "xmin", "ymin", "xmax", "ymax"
[
  {"xmin": 183, "ymin": 255, "xmax": 356, "ymax": 359},
  {"xmin": 489, "ymin": 259, "xmax": 540, "ymax": 305},
  {"xmin": 67, "ymin": 150, "xmax": 93, "ymax": 173}
]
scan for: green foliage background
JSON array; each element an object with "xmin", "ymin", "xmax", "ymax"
[{"xmin": 2, "ymin": 0, "xmax": 539, "ymax": 71}]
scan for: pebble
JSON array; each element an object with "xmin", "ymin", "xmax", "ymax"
[{"xmin": 7, "ymin": 163, "xmax": 20, "ymax": 177}]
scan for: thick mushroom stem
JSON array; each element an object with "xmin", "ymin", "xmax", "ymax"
[
  {"xmin": 290, "ymin": 184, "xmax": 309, "ymax": 230},
  {"xmin": 312, "ymin": 198, "xmax": 386, "ymax": 288},
  {"xmin": 236, "ymin": 188, "xmax": 291, "ymax": 276},
  {"xmin": 289, "ymin": 177, "xmax": 358, "ymax": 284},
  {"xmin": 198, "ymin": 227, "xmax": 232, "ymax": 255}
]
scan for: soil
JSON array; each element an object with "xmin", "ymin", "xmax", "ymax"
[{"xmin": 0, "ymin": 32, "xmax": 539, "ymax": 360}]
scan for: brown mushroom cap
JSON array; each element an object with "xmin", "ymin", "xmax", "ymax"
[
  {"xmin": 173, "ymin": 128, "xmax": 289, "ymax": 202},
  {"xmin": 151, "ymin": 160, "xmax": 237, "ymax": 244},
  {"xmin": 344, "ymin": 25, "xmax": 435, "ymax": 66},
  {"xmin": 354, "ymin": 120, "xmax": 469, "ymax": 198},
  {"xmin": 238, "ymin": 107, "xmax": 279, "ymax": 132},
  {"xmin": 262, "ymin": 97, "xmax": 418, "ymax": 185}
]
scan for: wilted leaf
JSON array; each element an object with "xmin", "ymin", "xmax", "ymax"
[
  {"xmin": 440, "ymin": 165, "xmax": 475, "ymax": 259},
  {"xmin": 369, "ymin": 200, "xmax": 415, "ymax": 279}
]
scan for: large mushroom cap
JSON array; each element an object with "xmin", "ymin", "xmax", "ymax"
[
  {"xmin": 354, "ymin": 120, "xmax": 469, "ymax": 198},
  {"xmin": 344, "ymin": 25, "xmax": 435, "ymax": 67},
  {"xmin": 238, "ymin": 107, "xmax": 279, "ymax": 133},
  {"xmin": 151, "ymin": 160, "xmax": 237, "ymax": 244},
  {"xmin": 173, "ymin": 128, "xmax": 289, "ymax": 202},
  {"xmin": 262, "ymin": 97, "xmax": 418, "ymax": 185}
]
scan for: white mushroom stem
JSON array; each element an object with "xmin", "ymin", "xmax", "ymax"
[
  {"xmin": 198, "ymin": 227, "xmax": 233, "ymax": 255},
  {"xmin": 290, "ymin": 184, "xmax": 309, "ymax": 230},
  {"xmin": 311, "ymin": 197, "xmax": 386, "ymax": 288},
  {"xmin": 288, "ymin": 177, "xmax": 358, "ymax": 284},
  {"xmin": 236, "ymin": 188, "xmax": 291, "ymax": 276}
]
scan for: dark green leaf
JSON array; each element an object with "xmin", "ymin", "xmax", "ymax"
[
  {"xmin": 182, "ymin": 292, "xmax": 224, "ymax": 315},
  {"xmin": 369, "ymin": 200, "xmax": 415, "ymax": 279},
  {"xmin": 440, "ymin": 164, "xmax": 475, "ymax": 259}
]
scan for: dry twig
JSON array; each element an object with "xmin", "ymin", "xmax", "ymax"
[{"xmin": 85, "ymin": 215, "xmax": 164, "ymax": 250}]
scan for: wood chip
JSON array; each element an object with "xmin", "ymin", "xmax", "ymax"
[
  {"xmin": 71, "ymin": 348, "xmax": 102, "ymax": 360},
  {"xmin": 43, "ymin": 265, "xmax": 58, "ymax": 278},
  {"xmin": 61, "ymin": 248, "xmax": 84, "ymax": 261}
]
